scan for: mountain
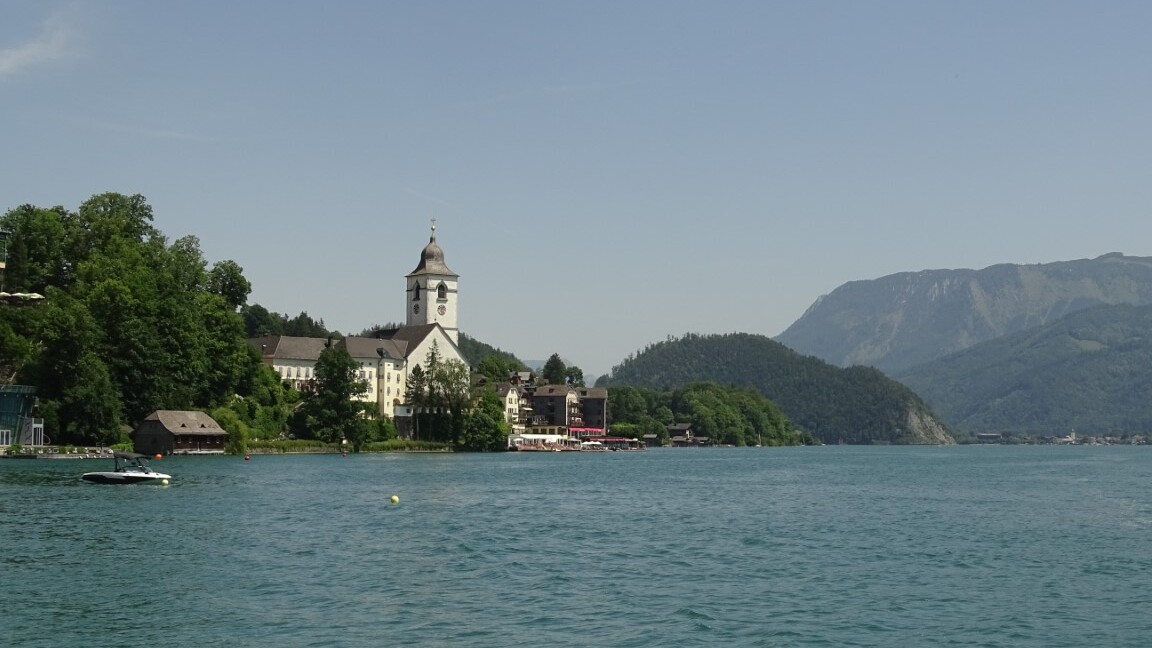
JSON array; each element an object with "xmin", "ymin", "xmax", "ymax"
[
  {"xmin": 600, "ymin": 333, "xmax": 953, "ymax": 445},
  {"xmin": 776, "ymin": 253, "xmax": 1152, "ymax": 373},
  {"xmin": 457, "ymin": 333, "xmax": 527, "ymax": 370},
  {"xmin": 895, "ymin": 303, "xmax": 1152, "ymax": 437}
]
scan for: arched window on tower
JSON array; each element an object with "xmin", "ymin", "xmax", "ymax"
[
  {"xmin": 412, "ymin": 283, "xmax": 421, "ymax": 301},
  {"xmin": 437, "ymin": 283, "xmax": 447, "ymax": 300}
]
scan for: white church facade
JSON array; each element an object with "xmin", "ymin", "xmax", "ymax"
[{"xmin": 248, "ymin": 223, "xmax": 468, "ymax": 423}]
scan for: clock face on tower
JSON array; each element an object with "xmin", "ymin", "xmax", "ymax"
[
  {"xmin": 412, "ymin": 303, "xmax": 420, "ymax": 314},
  {"xmin": 437, "ymin": 305, "xmax": 446, "ymax": 315}
]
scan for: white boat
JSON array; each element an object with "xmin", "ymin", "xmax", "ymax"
[{"xmin": 81, "ymin": 451, "xmax": 171, "ymax": 484}]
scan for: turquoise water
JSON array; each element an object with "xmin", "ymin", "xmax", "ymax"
[{"xmin": 2, "ymin": 446, "xmax": 1150, "ymax": 647}]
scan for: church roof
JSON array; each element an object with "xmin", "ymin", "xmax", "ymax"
[
  {"xmin": 340, "ymin": 336, "xmax": 407, "ymax": 362},
  {"xmin": 248, "ymin": 336, "xmax": 327, "ymax": 361},
  {"xmin": 249, "ymin": 324, "xmax": 461, "ymax": 364},
  {"xmin": 407, "ymin": 223, "xmax": 457, "ymax": 278},
  {"xmin": 371, "ymin": 323, "xmax": 459, "ymax": 360}
]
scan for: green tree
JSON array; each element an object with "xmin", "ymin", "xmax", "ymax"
[
  {"xmin": 542, "ymin": 353, "xmax": 567, "ymax": 385},
  {"xmin": 2, "ymin": 193, "xmax": 270, "ymax": 445},
  {"xmin": 0, "ymin": 204, "xmax": 69, "ymax": 292},
  {"xmin": 241, "ymin": 304, "xmax": 283, "ymax": 337},
  {"xmin": 20, "ymin": 292, "xmax": 122, "ymax": 444},
  {"xmin": 411, "ymin": 341, "xmax": 470, "ymax": 444},
  {"xmin": 405, "ymin": 364, "xmax": 428, "ymax": 440},
  {"xmin": 458, "ymin": 388, "xmax": 510, "ymax": 451},
  {"xmin": 430, "ymin": 354, "xmax": 470, "ymax": 446},
  {"xmin": 283, "ymin": 311, "xmax": 328, "ymax": 337},
  {"xmin": 212, "ymin": 406, "xmax": 250, "ymax": 455},
  {"xmin": 208, "ymin": 259, "xmax": 252, "ymax": 310},
  {"xmin": 565, "ymin": 365, "xmax": 585, "ymax": 387},
  {"xmin": 291, "ymin": 346, "xmax": 370, "ymax": 444},
  {"xmin": 477, "ymin": 354, "xmax": 514, "ymax": 382}
]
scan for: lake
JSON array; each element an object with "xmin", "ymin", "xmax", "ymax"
[{"xmin": 2, "ymin": 446, "xmax": 1150, "ymax": 647}]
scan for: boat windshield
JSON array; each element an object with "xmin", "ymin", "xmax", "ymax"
[{"xmin": 114, "ymin": 455, "xmax": 153, "ymax": 473}]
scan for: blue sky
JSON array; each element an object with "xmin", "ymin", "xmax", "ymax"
[{"xmin": 4, "ymin": 1, "xmax": 1151, "ymax": 378}]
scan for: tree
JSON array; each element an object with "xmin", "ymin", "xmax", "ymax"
[
  {"xmin": 542, "ymin": 353, "xmax": 567, "ymax": 385},
  {"xmin": 405, "ymin": 364, "xmax": 428, "ymax": 440},
  {"xmin": 212, "ymin": 406, "xmax": 250, "ymax": 455},
  {"xmin": 289, "ymin": 345, "xmax": 369, "ymax": 444},
  {"xmin": 409, "ymin": 341, "xmax": 471, "ymax": 444},
  {"xmin": 430, "ymin": 354, "xmax": 470, "ymax": 445},
  {"xmin": 20, "ymin": 291, "xmax": 122, "ymax": 444},
  {"xmin": 458, "ymin": 388, "xmax": 510, "ymax": 451},
  {"xmin": 241, "ymin": 304, "xmax": 283, "ymax": 337},
  {"xmin": 1, "ymin": 192, "xmax": 280, "ymax": 446},
  {"xmin": 0, "ymin": 204, "xmax": 69, "ymax": 292},
  {"xmin": 565, "ymin": 365, "xmax": 585, "ymax": 387},
  {"xmin": 283, "ymin": 311, "xmax": 328, "ymax": 337},
  {"xmin": 208, "ymin": 259, "xmax": 252, "ymax": 310},
  {"xmin": 477, "ymin": 354, "xmax": 514, "ymax": 382}
]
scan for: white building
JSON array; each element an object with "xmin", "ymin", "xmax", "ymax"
[{"xmin": 248, "ymin": 222, "xmax": 468, "ymax": 421}]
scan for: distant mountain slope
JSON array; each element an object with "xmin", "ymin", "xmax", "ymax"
[
  {"xmin": 776, "ymin": 253, "xmax": 1152, "ymax": 373},
  {"xmin": 458, "ymin": 333, "xmax": 527, "ymax": 370},
  {"xmin": 600, "ymin": 333, "xmax": 953, "ymax": 445},
  {"xmin": 895, "ymin": 303, "xmax": 1152, "ymax": 436}
]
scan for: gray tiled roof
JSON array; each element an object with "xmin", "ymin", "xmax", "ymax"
[
  {"xmin": 143, "ymin": 410, "xmax": 226, "ymax": 436},
  {"xmin": 577, "ymin": 387, "xmax": 608, "ymax": 399},
  {"xmin": 247, "ymin": 336, "xmax": 328, "ymax": 361},
  {"xmin": 372, "ymin": 324, "xmax": 450, "ymax": 360},
  {"xmin": 534, "ymin": 385, "xmax": 572, "ymax": 397},
  {"xmin": 249, "ymin": 323, "xmax": 458, "ymax": 364},
  {"xmin": 340, "ymin": 336, "xmax": 406, "ymax": 361}
]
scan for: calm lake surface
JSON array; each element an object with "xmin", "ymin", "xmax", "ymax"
[{"xmin": 2, "ymin": 446, "xmax": 1150, "ymax": 647}]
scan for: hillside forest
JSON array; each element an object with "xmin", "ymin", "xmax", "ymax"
[{"xmin": 601, "ymin": 333, "xmax": 954, "ymax": 445}]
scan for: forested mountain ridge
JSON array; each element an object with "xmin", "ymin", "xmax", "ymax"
[
  {"xmin": 895, "ymin": 303, "xmax": 1152, "ymax": 437},
  {"xmin": 776, "ymin": 253, "xmax": 1152, "ymax": 373},
  {"xmin": 599, "ymin": 333, "xmax": 953, "ymax": 445}
]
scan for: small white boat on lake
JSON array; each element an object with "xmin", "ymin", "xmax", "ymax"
[{"xmin": 81, "ymin": 451, "xmax": 170, "ymax": 485}]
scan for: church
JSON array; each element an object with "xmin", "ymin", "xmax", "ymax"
[{"xmin": 248, "ymin": 222, "xmax": 469, "ymax": 425}]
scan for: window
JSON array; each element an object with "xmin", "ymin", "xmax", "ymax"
[
  {"xmin": 437, "ymin": 283, "xmax": 447, "ymax": 300},
  {"xmin": 412, "ymin": 283, "xmax": 421, "ymax": 301}
]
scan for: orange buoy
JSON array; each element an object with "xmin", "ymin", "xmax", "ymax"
[{"xmin": 154, "ymin": 453, "xmax": 163, "ymax": 460}]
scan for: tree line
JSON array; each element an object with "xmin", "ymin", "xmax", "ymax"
[
  {"xmin": 601, "ymin": 332, "xmax": 951, "ymax": 444},
  {"xmin": 608, "ymin": 382, "xmax": 816, "ymax": 446}
]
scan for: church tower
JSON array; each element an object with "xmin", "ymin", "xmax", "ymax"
[{"xmin": 405, "ymin": 220, "xmax": 459, "ymax": 344}]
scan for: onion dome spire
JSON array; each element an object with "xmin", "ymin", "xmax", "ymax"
[{"xmin": 408, "ymin": 218, "xmax": 457, "ymax": 276}]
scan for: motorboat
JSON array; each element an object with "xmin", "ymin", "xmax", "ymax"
[{"xmin": 81, "ymin": 451, "xmax": 171, "ymax": 484}]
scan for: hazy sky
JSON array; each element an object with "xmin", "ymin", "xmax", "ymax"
[{"xmin": 4, "ymin": 1, "xmax": 1151, "ymax": 378}]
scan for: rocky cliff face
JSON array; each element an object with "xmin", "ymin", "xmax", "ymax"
[
  {"xmin": 905, "ymin": 407, "xmax": 954, "ymax": 445},
  {"xmin": 776, "ymin": 253, "xmax": 1152, "ymax": 373}
]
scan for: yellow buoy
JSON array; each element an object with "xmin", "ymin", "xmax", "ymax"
[
  {"xmin": 390, "ymin": 495, "xmax": 399, "ymax": 505},
  {"xmin": 161, "ymin": 479, "xmax": 169, "ymax": 486}
]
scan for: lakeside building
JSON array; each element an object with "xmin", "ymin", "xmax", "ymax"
[
  {"xmin": 247, "ymin": 224, "xmax": 467, "ymax": 436},
  {"xmin": 132, "ymin": 410, "xmax": 228, "ymax": 455},
  {"xmin": 247, "ymin": 222, "xmax": 609, "ymax": 445},
  {"xmin": 505, "ymin": 384, "xmax": 608, "ymax": 449},
  {"xmin": 248, "ymin": 223, "xmax": 466, "ymax": 431}
]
